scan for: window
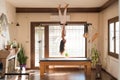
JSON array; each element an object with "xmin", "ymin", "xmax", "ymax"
[
  {"xmin": 0, "ymin": 36, "xmax": 5, "ymax": 49},
  {"xmin": 108, "ymin": 16, "xmax": 119, "ymax": 58},
  {"xmin": 0, "ymin": 13, "xmax": 10, "ymax": 50},
  {"xmin": 49, "ymin": 25, "xmax": 86, "ymax": 57}
]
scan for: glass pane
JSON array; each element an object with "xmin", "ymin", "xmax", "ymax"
[
  {"xmin": 65, "ymin": 25, "xmax": 85, "ymax": 57},
  {"xmin": 115, "ymin": 22, "xmax": 119, "ymax": 54},
  {"xmin": 49, "ymin": 25, "xmax": 85, "ymax": 57},
  {"xmin": 35, "ymin": 27, "xmax": 44, "ymax": 67},
  {"xmin": 49, "ymin": 26, "xmax": 61, "ymax": 57},
  {"xmin": 109, "ymin": 23, "xmax": 114, "ymax": 52}
]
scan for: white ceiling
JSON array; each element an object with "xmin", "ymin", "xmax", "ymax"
[{"xmin": 6, "ymin": 0, "xmax": 109, "ymax": 8}]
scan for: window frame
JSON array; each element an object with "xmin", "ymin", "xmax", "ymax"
[
  {"xmin": 48, "ymin": 24, "xmax": 86, "ymax": 58},
  {"xmin": 108, "ymin": 16, "xmax": 119, "ymax": 58}
]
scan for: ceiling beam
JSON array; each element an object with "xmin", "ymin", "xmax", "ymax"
[
  {"xmin": 99, "ymin": 0, "xmax": 118, "ymax": 11},
  {"xmin": 16, "ymin": 0, "xmax": 118, "ymax": 13},
  {"xmin": 16, "ymin": 8, "xmax": 100, "ymax": 13}
]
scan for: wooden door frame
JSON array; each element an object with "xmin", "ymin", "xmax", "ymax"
[{"xmin": 31, "ymin": 22, "xmax": 49, "ymax": 69}]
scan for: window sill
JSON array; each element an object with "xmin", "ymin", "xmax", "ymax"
[{"xmin": 108, "ymin": 52, "xmax": 119, "ymax": 59}]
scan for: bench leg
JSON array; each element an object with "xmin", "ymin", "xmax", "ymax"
[
  {"xmin": 86, "ymin": 63, "xmax": 91, "ymax": 80},
  {"xmin": 40, "ymin": 62, "xmax": 45, "ymax": 78}
]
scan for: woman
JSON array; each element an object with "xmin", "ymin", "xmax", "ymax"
[{"xmin": 58, "ymin": 4, "xmax": 69, "ymax": 54}]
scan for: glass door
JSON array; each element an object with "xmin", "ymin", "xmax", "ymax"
[
  {"xmin": 35, "ymin": 26, "xmax": 45, "ymax": 67},
  {"xmin": 31, "ymin": 23, "xmax": 48, "ymax": 69}
]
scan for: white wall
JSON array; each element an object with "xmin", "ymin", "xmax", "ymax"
[
  {"xmin": 99, "ymin": 1, "xmax": 119, "ymax": 79},
  {"xmin": 5, "ymin": 1, "xmax": 17, "ymax": 41},
  {"xmin": 0, "ymin": 0, "xmax": 6, "ymax": 14},
  {"xmin": 16, "ymin": 13, "xmax": 99, "ymax": 68}
]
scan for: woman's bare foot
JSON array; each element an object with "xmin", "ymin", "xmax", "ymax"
[
  {"xmin": 65, "ymin": 4, "xmax": 69, "ymax": 9},
  {"xmin": 58, "ymin": 4, "xmax": 61, "ymax": 10}
]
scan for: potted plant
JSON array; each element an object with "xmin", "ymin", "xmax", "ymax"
[
  {"xmin": 91, "ymin": 46, "xmax": 99, "ymax": 67},
  {"xmin": 17, "ymin": 46, "xmax": 28, "ymax": 73},
  {"xmin": 10, "ymin": 40, "xmax": 18, "ymax": 49},
  {"xmin": 91, "ymin": 45, "xmax": 101, "ymax": 79}
]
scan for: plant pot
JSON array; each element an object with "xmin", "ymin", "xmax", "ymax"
[
  {"xmin": 96, "ymin": 63, "xmax": 102, "ymax": 79},
  {"xmin": 20, "ymin": 65, "xmax": 26, "ymax": 73},
  {"xmin": 5, "ymin": 45, "xmax": 11, "ymax": 50}
]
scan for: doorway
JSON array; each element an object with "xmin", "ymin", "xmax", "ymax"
[
  {"xmin": 31, "ymin": 22, "xmax": 49, "ymax": 69},
  {"xmin": 34, "ymin": 26, "xmax": 45, "ymax": 67}
]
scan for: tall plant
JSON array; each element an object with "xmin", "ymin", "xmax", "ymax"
[
  {"xmin": 91, "ymin": 45, "xmax": 99, "ymax": 66},
  {"xmin": 17, "ymin": 46, "xmax": 28, "ymax": 67}
]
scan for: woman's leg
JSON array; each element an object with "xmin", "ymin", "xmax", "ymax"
[
  {"xmin": 63, "ymin": 4, "xmax": 69, "ymax": 24},
  {"xmin": 58, "ymin": 4, "xmax": 63, "ymax": 24}
]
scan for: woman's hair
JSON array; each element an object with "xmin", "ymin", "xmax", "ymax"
[{"xmin": 59, "ymin": 39, "xmax": 66, "ymax": 54}]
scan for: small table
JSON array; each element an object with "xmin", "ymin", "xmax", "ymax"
[
  {"xmin": 4, "ymin": 73, "xmax": 29, "ymax": 80},
  {"xmin": 40, "ymin": 58, "xmax": 91, "ymax": 79}
]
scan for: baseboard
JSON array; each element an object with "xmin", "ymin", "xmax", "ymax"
[{"xmin": 102, "ymin": 68, "xmax": 117, "ymax": 80}]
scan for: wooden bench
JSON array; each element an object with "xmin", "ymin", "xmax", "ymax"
[{"xmin": 40, "ymin": 58, "xmax": 91, "ymax": 80}]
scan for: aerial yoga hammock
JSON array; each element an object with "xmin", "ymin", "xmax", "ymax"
[{"xmin": 58, "ymin": 4, "xmax": 69, "ymax": 54}]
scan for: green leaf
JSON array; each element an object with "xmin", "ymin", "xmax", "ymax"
[
  {"xmin": 17, "ymin": 46, "xmax": 28, "ymax": 65},
  {"xmin": 91, "ymin": 46, "xmax": 99, "ymax": 66}
]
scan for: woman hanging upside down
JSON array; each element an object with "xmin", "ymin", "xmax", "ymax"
[
  {"xmin": 58, "ymin": 4, "xmax": 69, "ymax": 54},
  {"xmin": 60, "ymin": 24, "xmax": 66, "ymax": 54}
]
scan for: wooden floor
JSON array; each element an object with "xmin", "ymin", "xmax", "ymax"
[{"xmin": 28, "ymin": 68, "xmax": 116, "ymax": 80}]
